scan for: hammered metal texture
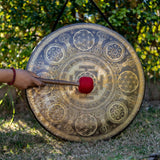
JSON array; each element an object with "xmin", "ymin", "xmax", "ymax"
[{"xmin": 26, "ymin": 23, "xmax": 145, "ymax": 141}]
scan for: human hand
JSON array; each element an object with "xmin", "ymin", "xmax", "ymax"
[{"xmin": 13, "ymin": 69, "xmax": 45, "ymax": 90}]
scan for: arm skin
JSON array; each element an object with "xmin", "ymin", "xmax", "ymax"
[{"xmin": 0, "ymin": 69, "xmax": 44, "ymax": 90}]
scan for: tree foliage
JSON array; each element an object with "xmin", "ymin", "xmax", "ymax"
[{"xmin": 0, "ymin": 0, "xmax": 160, "ymax": 79}]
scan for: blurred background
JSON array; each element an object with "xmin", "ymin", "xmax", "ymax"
[{"xmin": 0, "ymin": 0, "xmax": 160, "ymax": 102}]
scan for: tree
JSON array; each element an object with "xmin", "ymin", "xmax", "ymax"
[{"xmin": 0, "ymin": 0, "xmax": 159, "ymax": 79}]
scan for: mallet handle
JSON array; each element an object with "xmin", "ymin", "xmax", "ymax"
[{"xmin": 38, "ymin": 78, "xmax": 79, "ymax": 86}]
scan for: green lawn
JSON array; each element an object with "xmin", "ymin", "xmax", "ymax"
[{"xmin": 0, "ymin": 101, "xmax": 160, "ymax": 160}]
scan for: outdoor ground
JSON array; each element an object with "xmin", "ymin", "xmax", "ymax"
[{"xmin": 0, "ymin": 100, "xmax": 159, "ymax": 160}]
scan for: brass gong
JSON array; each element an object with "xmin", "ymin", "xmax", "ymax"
[{"xmin": 26, "ymin": 23, "xmax": 145, "ymax": 141}]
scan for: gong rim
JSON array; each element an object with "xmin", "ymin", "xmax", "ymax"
[{"xmin": 26, "ymin": 23, "xmax": 145, "ymax": 141}]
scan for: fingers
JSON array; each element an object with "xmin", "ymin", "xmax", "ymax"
[
  {"xmin": 31, "ymin": 77, "xmax": 45, "ymax": 87},
  {"xmin": 27, "ymin": 71, "xmax": 45, "ymax": 88},
  {"xmin": 13, "ymin": 69, "xmax": 45, "ymax": 90},
  {"xmin": 27, "ymin": 70, "xmax": 45, "ymax": 87}
]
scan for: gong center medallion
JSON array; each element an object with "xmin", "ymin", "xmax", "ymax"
[{"xmin": 59, "ymin": 54, "xmax": 115, "ymax": 110}]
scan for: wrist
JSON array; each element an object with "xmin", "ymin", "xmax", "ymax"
[{"xmin": 8, "ymin": 67, "xmax": 16, "ymax": 85}]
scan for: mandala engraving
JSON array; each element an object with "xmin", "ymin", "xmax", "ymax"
[
  {"xmin": 118, "ymin": 71, "xmax": 139, "ymax": 93},
  {"xmin": 59, "ymin": 55, "xmax": 115, "ymax": 110},
  {"xmin": 73, "ymin": 30, "xmax": 95, "ymax": 51},
  {"xmin": 75, "ymin": 114, "xmax": 98, "ymax": 136},
  {"xmin": 105, "ymin": 41, "xmax": 124, "ymax": 62},
  {"xmin": 107, "ymin": 102, "xmax": 128, "ymax": 124},
  {"xmin": 46, "ymin": 104, "xmax": 66, "ymax": 123},
  {"xmin": 44, "ymin": 44, "xmax": 65, "ymax": 64}
]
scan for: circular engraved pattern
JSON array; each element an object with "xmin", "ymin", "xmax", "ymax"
[
  {"xmin": 47, "ymin": 104, "xmax": 66, "ymax": 123},
  {"xmin": 73, "ymin": 30, "xmax": 95, "ymax": 51},
  {"xmin": 59, "ymin": 55, "xmax": 115, "ymax": 110},
  {"xmin": 118, "ymin": 71, "xmax": 139, "ymax": 93},
  {"xmin": 75, "ymin": 114, "xmax": 98, "ymax": 136},
  {"xmin": 44, "ymin": 44, "xmax": 65, "ymax": 64},
  {"xmin": 105, "ymin": 41, "xmax": 124, "ymax": 62},
  {"xmin": 107, "ymin": 102, "xmax": 128, "ymax": 124}
]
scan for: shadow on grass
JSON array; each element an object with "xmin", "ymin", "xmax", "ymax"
[
  {"xmin": 0, "ymin": 100, "xmax": 159, "ymax": 160},
  {"xmin": 0, "ymin": 130, "xmax": 47, "ymax": 154}
]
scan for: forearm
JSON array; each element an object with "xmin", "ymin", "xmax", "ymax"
[
  {"xmin": 0, "ymin": 68, "xmax": 44, "ymax": 89},
  {"xmin": 0, "ymin": 69, "xmax": 13, "ymax": 83}
]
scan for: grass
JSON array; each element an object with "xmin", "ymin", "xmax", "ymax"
[{"xmin": 0, "ymin": 100, "xmax": 160, "ymax": 160}]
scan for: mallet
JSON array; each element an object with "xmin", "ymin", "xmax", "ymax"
[{"xmin": 38, "ymin": 77, "xmax": 94, "ymax": 94}]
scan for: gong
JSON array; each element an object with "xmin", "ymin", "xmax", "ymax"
[{"xmin": 26, "ymin": 23, "xmax": 145, "ymax": 141}]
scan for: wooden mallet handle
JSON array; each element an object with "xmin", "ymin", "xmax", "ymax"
[{"xmin": 38, "ymin": 78, "xmax": 79, "ymax": 86}]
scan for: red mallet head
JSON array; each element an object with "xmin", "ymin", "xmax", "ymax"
[{"xmin": 78, "ymin": 77, "xmax": 94, "ymax": 94}]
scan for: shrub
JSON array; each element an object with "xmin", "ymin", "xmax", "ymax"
[{"xmin": 0, "ymin": 0, "xmax": 159, "ymax": 80}]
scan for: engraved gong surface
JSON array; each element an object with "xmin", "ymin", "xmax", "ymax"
[{"xmin": 26, "ymin": 23, "xmax": 145, "ymax": 141}]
